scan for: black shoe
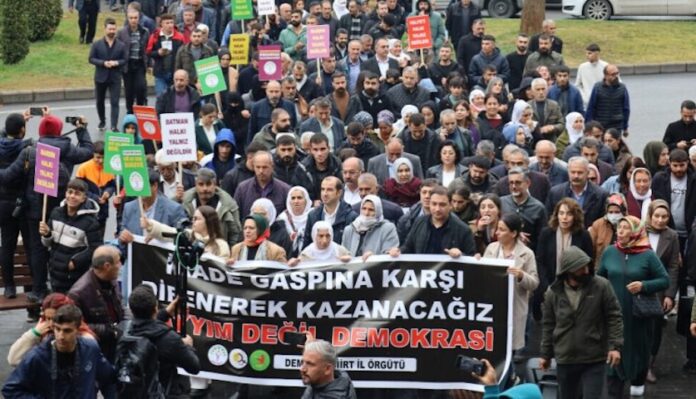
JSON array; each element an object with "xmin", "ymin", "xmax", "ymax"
[
  {"xmin": 79, "ymin": 36, "xmax": 85, "ymax": 44},
  {"xmin": 98, "ymin": 121, "xmax": 106, "ymax": 129},
  {"xmin": 684, "ymin": 360, "xmax": 696, "ymax": 374},
  {"xmin": 26, "ymin": 291, "xmax": 46, "ymax": 303},
  {"xmin": 110, "ymin": 127, "xmax": 118, "ymax": 132},
  {"xmin": 4, "ymin": 285, "xmax": 16, "ymax": 299}
]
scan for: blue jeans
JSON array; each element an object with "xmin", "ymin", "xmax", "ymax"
[{"xmin": 155, "ymin": 73, "xmax": 173, "ymax": 96}]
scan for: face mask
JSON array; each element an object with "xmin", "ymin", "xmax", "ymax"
[
  {"xmin": 606, "ymin": 213, "xmax": 622, "ymax": 226},
  {"xmin": 573, "ymin": 274, "xmax": 592, "ymax": 285}
]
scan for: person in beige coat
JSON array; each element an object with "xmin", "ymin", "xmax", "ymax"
[
  {"xmin": 483, "ymin": 213, "xmax": 539, "ymax": 352},
  {"xmin": 230, "ymin": 215, "xmax": 287, "ymax": 263}
]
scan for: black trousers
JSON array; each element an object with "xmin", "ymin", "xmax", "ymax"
[
  {"xmin": 607, "ymin": 369, "xmax": 648, "ymax": 398},
  {"xmin": 25, "ymin": 218, "xmax": 49, "ymax": 296},
  {"xmin": 0, "ymin": 210, "xmax": 30, "ymax": 288},
  {"xmin": 78, "ymin": 1, "xmax": 99, "ymax": 43},
  {"xmin": 556, "ymin": 362, "xmax": 605, "ymax": 399},
  {"xmin": 123, "ymin": 62, "xmax": 147, "ymax": 114},
  {"xmin": 95, "ymin": 78, "xmax": 121, "ymax": 128}
]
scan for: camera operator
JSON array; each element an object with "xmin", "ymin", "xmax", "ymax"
[
  {"xmin": 300, "ymin": 339, "xmax": 356, "ymax": 399},
  {"xmin": 0, "ymin": 112, "xmax": 94, "ymax": 304}
]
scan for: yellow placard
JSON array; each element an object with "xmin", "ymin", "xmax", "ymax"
[{"xmin": 229, "ymin": 34, "xmax": 250, "ymax": 65}]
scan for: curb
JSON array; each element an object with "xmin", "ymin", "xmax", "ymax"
[{"xmin": 1, "ymin": 62, "xmax": 695, "ymax": 105}]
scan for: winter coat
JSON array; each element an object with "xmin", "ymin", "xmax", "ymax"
[
  {"xmin": 42, "ymin": 199, "xmax": 101, "ymax": 293},
  {"xmin": 2, "ymin": 337, "xmax": 115, "ymax": 399},
  {"xmin": 203, "ymin": 129, "xmax": 237, "ymax": 180},
  {"xmin": 341, "ymin": 220, "xmax": 399, "ymax": 257},
  {"xmin": 469, "ymin": 48, "xmax": 510, "ymax": 85},
  {"xmin": 230, "ymin": 240, "xmax": 287, "ymax": 262},
  {"xmin": 0, "ymin": 136, "xmax": 32, "ymax": 217},
  {"xmin": 182, "ymin": 187, "xmax": 242, "ymax": 245},
  {"xmin": 336, "ymin": 139, "xmax": 381, "ymax": 169},
  {"xmin": 116, "ymin": 24, "xmax": 150, "ymax": 72},
  {"xmin": 155, "ymin": 85, "xmax": 201, "ymax": 116},
  {"xmin": 273, "ymin": 154, "xmax": 314, "ymax": 190},
  {"xmin": 174, "ymin": 43, "xmax": 214, "ymax": 81},
  {"xmin": 234, "ymin": 177, "xmax": 290, "ymax": 219},
  {"xmin": 302, "ymin": 153, "xmax": 343, "ymax": 200},
  {"xmin": 401, "ymin": 214, "xmax": 476, "ymax": 256},
  {"xmin": 303, "ymin": 201, "xmax": 358, "ymax": 249},
  {"xmin": 299, "ymin": 117, "xmax": 347, "ymax": 152},
  {"xmin": 536, "ymin": 227, "xmax": 595, "ymax": 290},
  {"xmin": 247, "ymin": 98, "xmax": 297, "ymax": 146},
  {"xmin": 598, "ymin": 247, "xmax": 669, "ymax": 381},
  {"xmin": 146, "ymin": 27, "xmax": 186, "ymax": 77},
  {"xmin": 548, "ymin": 83, "xmax": 585, "ymax": 116}
]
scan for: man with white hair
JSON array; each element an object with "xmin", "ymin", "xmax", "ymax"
[
  {"xmin": 530, "ymin": 140, "xmax": 568, "ymax": 186},
  {"xmin": 545, "ymin": 156, "xmax": 608, "ymax": 228},
  {"xmin": 529, "ymin": 19, "xmax": 563, "ymax": 54},
  {"xmin": 300, "ymin": 339, "xmax": 356, "ymax": 399},
  {"xmin": 528, "ymin": 78, "xmax": 564, "ymax": 142}
]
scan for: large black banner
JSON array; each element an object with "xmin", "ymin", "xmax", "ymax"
[{"xmin": 129, "ymin": 238, "xmax": 513, "ymax": 390}]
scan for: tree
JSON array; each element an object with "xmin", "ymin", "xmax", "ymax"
[
  {"xmin": 0, "ymin": 0, "xmax": 30, "ymax": 64},
  {"xmin": 520, "ymin": 0, "xmax": 545, "ymax": 35},
  {"xmin": 26, "ymin": 0, "xmax": 63, "ymax": 42}
]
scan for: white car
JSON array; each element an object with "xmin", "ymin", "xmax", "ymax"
[{"xmin": 562, "ymin": 0, "xmax": 696, "ymax": 20}]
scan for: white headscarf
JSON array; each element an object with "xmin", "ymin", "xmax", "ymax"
[
  {"xmin": 393, "ymin": 157, "xmax": 414, "ymax": 182},
  {"xmin": 393, "ymin": 105, "xmax": 419, "ymax": 135},
  {"xmin": 351, "ymin": 195, "xmax": 384, "ymax": 233},
  {"xmin": 565, "ymin": 112, "xmax": 584, "ymax": 145},
  {"xmin": 509, "ymin": 100, "xmax": 533, "ymax": 138},
  {"xmin": 304, "ymin": 221, "xmax": 342, "ymax": 260},
  {"xmin": 251, "ymin": 198, "xmax": 277, "ymax": 225},
  {"xmin": 284, "ymin": 186, "xmax": 312, "ymax": 229},
  {"xmin": 629, "ymin": 167, "xmax": 653, "ymax": 220}
]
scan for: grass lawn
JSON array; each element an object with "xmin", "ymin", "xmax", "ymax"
[{"xmin": 1, "ymin": 12, "xmax": 696, "ymax": 91}]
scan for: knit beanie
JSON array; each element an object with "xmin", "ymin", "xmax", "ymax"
[
  {"xmin": 38, "ymin": 115, "xmax": 63, "ymax": 137},
  {"xmin": 557, "ymin": 246, "xmax": 591, "ymax": 276}
]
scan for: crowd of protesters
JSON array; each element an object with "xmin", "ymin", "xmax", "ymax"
[{"xmin": 2, "ymin": 0, "xmax": 696, "ymax": 398}]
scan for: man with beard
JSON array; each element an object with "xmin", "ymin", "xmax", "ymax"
[
  {"xmin": 410, "ymin": 0, "xmax": 446, "ymax": 52},
  {"xmin": 364, "ymin": 0, "xmax": 389, "ymax": 37},
  {"xmin": 338, "ymin": 0, "xmax": 367, "ymax": 41},
  {"xmin": 663, "ymin": 100, "xmax": 696, "ymax": 151},
  {"xmin": 247, "ymin": 80, "xmax": 297, "ymax": 147},
  {"xmin": 89, "ymin": 18, "xmax": 127, "ymax": 130},
  {"xmin": 293, "ymin": 61, "xmax": 324, "ymax": 103},
  {"xmin": 545, "ymin": 157, "xmax": 608, "ymax": 228},
  {"xmin": 428, "ymin": 45, "xmax": 466, "ymax": 91},
  {"xmin": 528, "ymin": 78, "xmax": 564, "ymax": 143},
  {"xmin": 281, "ymin": 76, "xmax": 309, "ymax": 123},
  {"xmin": 352, "ymin": 71, "xmax": 392, "ymax": 122},
  {"xmin": 299, "ymin": 340, "xmax": 356, "ymax": 399},
  {"xmin": 530, "ymin": 140, "xmax": 568, "ymax": 186},
  {"xmin": 361, "ymin": 38, "xmax": 399, "ymax": 81},
  {"xmin": 385, "ymin": 0, "xmax": 406, "ymax": 36},
  {"xmin": 302, "ymin": 134, "xmax": 343, "ymax": 201},
  {"xmin": 506, "ymin": 33, "xmax": 529, "ymax": 91},
  {"xmin": 446, "ymin": 0, "xmax": 482, "ymax": 50},
  {"xmin": 222, "ymin": 142, "xmax": 266, "ymax": 198},
  {"xmin": 235, "ymin": 151, "xmax": 290, "ymax": 217},
  {"xmin": 318, "ymin": 0, "xmax": 339, "ymax": 37},
  {"xmin": 540, "ymin": 246, "xmax": 623, "ymax": 399},
  {"xmin": 343, "ymin": 40, "xmax": 364, "ymax": 93},
  {"xmin": 500, "ymin": 167, "xmax": 547, "ymax": 251},
  {"xmin": 280, "ymin": 9, "xmax": 307, "ymax": 61},
  {"xmin": 456, "ymin": 18, "xmax": 485, "ymax": 80},
  {"xmin": 333, "ymin": 29, "xmax": 350, "ymax": 60},
  {"xmin": 340, "ymin": 157, "xmax": 363, "ymax": 205},
  {"xmin": 274, "ymin": 134, "xmax": 314, "ymax": 188},
  {"xmin": 529, "ymin": 19, "xmax": 564, "ymax": 54},
  {"xmin": 367, "ymin": 13, "xmax": 398, "ymax": 42},
  {"xmin": 524, "ymin": 34, "xmax": 565, "ymax": 76},
  {"xmin": 451, "ymin": 156, "xmax": 498, "ymax": 201},
  {"xmin": 299, "ymin": 99, "xmax": 346, "ymax": 152},
  {"xmin": 251, "ymin": 108, "xmax": 294, "ymax": 151},
  {"xmin": 309, "ymin": 53, "xmax": 340, "ymax": 95},
  {"xmin": 328, "ymin": 72, "xmax": 361, "ymax": 122},
  {"xmin": 398, "ymin": 113, "xmax": 441, "ymax": 171},
  {"xmin": 548, "ymin": 65, "xmax": 585, "ymax": 116},
  {"xmin": 174, "ymin": 27, "xmax": 214, "ymax": 82},
  {"xmin": 386, "ymin": 67, "xmax": 431, "ymax": 116},
  {"xmin": 337, "ymin": 122, "xmax": 380, "ymax": 168},
  {"xmin": 586, "ymin": 64, "xmax": 631, "ymax": 135},
  {"xmin": 469, "ymin": 34, "xmax": 510, "ymax": 86}
]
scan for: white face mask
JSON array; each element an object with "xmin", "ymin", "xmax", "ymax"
[{"xmin": 606, "ymin": 213, "xmax": 622, "ymax": 226}]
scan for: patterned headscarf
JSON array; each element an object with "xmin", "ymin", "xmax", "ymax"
[{"xmin": 614, "ymin": 215, "xmax": 651, "ymax": 254}]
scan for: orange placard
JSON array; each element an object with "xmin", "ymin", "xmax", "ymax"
[
  {"xmin": 133, "ymin": 105, "xmax": 162, "ymax": 141},
  {"xmin": 406, "ymin": 15, "xmax": 433, "ymax": 50}
]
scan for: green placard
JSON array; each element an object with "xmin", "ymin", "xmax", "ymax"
[
  {"xmin": 231, "ymin": 0, "xmax": 253, "ymax": 20},
  {"xmin": 195, "ymin": 56, "xmax": 227, "ymax": 96},
  {"xmin": 104, "ymin": 132, "xmax": 134, "ymax": 175},
  {"xmin": 120, "ymin": 145, "xmax": 151, "ymax": 197}
]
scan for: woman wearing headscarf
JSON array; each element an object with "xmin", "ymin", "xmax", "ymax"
[
  {"xmin": 384, "ymin": 157, "xmax": 422, "ymax": 209},
  {"xmin": 468, "ymin": 89, "xmax": 486, "ymax": 117},
  {"xmin": 625, "ymin": 168, "xmax": 653, "ymax": 221},
  {"xmin": 251, "ymin": 198, "xmax": 293, "ymax": 257},
  {"xmin": 419, "ymin": 101, "xmax": 440, "ymax": 131},
  {"xmin": 393, "ymin": 105, "xmax": 418, "ymax": 137},
  {"xmin": 601, "ymin": 156, "xmax": 646, "ymax": 195},
  {"xmin": 387, "ymin": 38, "xmax": 410, "ymax": 67},
  {"xmin": 341, "ymin": 195, "xmax": 399, "ymax": 259},
  {"xmin": 230, "ymin": 215, "xmax": 287, "ymax": 263},
  {"xmin": 505, "ymin": 100, "xmax": 536, "ymax": 140},
  {"xmin": 555, "ymin": 112, "xmax": 585, "ymax": 158},
  {"xmin": 222, "ymin": 91, "xmax": 249, "ymax": 157},
  {"xmin": 644, "ymin": 200, "xmax": 680, "ymax": 383},
  {"xmin": 598, "ymin": 215, "xmax": 669, "ymax": 398},
  {"xmin": 368, "ymin": 110, "xmax": 396, "ymax": 154},
  {"xmin": 643, "ymin": 141, "xmax": 669, "ymax": 177},
  {"xmin": 589, "ymin": 193, "xmax": 628, "ymax": 267},
  {"xmin": 295, "ymin": 221, "xmax": 352, "ymax": 263},
  {"xmin": 278, "ymin": 186, "xmax": 313, "ymax": 257}
]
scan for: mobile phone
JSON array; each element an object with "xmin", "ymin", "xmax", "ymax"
[
  {"xmin": 455, "ymin": 355, "xmax": 486, "ymax": 376},
  {"xmin": 29, "ymin": 107, "xmax": 44, "ymax": 116},
  {"xmin": 283, "ymin": 332, "xmax": 307, "ymax": 345}
]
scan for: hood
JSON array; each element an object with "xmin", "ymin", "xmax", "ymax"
[
  {"xmin": 214, "ymin": 128, "xmax": 237, "ymax": 152},
  {"xmin": 557, "ymin": 246, "xmax": 591, "ymax": 276},
  {"xmin": 479, "ymin": 47, "xmax": 502, "ymax": 62},
  {"xmin": 59, "ymin": 197, "xmax": 100, "ymax": 216},
  {"xmin": 0, "ymin": 137, "xmax": 31, "ymax": 159},
  {"xmin": 120, "ymin": 114, "xmax": 143, "ymax": 144}
]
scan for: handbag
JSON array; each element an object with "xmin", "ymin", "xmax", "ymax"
[{"xmin": 620, "ymin": 254, "xmax": 663, "ymax": 319}]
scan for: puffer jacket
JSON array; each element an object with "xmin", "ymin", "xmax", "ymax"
[
  {"xmin": 42, "ymin": 198, "xmax": 101, "ymax": 293},
  {"xmin": 0, "ymin": 136, "xmax": 32, "ymax": 217}
]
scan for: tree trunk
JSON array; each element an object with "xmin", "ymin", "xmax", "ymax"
[{"xmin": 520, "ymin": 0, "xmax": 546, "ymax": 35}]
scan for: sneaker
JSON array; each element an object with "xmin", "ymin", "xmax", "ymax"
[
  {"xmin": 3, "ymin": 285, "xmax": 16, "ymax": 299},
  {"xmin": 98, "ymin": 121, "xmax": 106, "ymax": 130},
  {"xmin": 630, "ymin": 385, "xmax": 645, "ymax": 396},
  {"xmin": 646, "ymin": 368, "xmax": 656, "ymax": 383}
]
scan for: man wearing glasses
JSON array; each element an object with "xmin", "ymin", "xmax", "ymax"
[{"xmin": 586, "ymin": 64, "xmax": 631, "ymax": 137}]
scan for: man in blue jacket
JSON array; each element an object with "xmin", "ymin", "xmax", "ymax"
[
  {"xmin": 2, "ymin": 304, "xmax": 116, "ymax": 398},
  {"xmin": 548, "ymin": 65, "xmax": 585, "ymax": 117}
]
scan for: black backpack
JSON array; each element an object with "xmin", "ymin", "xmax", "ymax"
[{"xmin": 114, "ymin": 321, "xmax": 165, "ymax": 399}]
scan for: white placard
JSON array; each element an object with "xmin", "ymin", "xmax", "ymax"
[
  {"xmin": 257, "ymin": 0, "xmax": 275, "ymax": 16},
  {"xmin": 160, "ymin": 112, "xmax": 197, "ymax": 162}
]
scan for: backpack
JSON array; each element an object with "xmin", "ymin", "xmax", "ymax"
[{"xmin": 114, "ymin": 321, "xmax": 165, "ymax": 399}]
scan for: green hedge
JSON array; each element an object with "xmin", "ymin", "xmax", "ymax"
[
  {"xmin": 0, "ymin": 0, "xmax": 30, "ymax": 64},
  {"xmin": 26, "ymin": 0, "xmax": 63, "ymax": 42}
]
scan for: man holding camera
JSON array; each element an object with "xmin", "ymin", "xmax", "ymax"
[{"xmin": 540, "ymin": 246, "xmax": 623, "ymax": 399}]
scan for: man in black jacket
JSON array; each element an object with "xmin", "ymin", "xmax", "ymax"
[
  {"xmin": 118, "ymin": 8, "xmax": 150, "ymax": 114},
  {"xmin": 303, "ymin": 176, "xmax": 358, "ymax": 248},
  {"xmin": 128, "ymin": 285, "xmax": 201, "ymax": 397},
  {"xmin": 155, "ymin": 69, "xmax": 201, "ymax": 116},
  {"xmin": 446, "ymin": 0, "xmax": 482, "ymax": 46},
  {"xmin": 302, "ymin": 133, "xmax": 343, "ymax": 201},
  {"xmin": 390, "ymin": 186, "xmax": 475, "ymax": 257},
  {"xmin": 274, "ymin": 135, "xmax": 314, "ymax": 189},
  {"xmin": 662, "ymin": 100, "xmax": 696, "ymax": 152},
  {"xmin": 456, "ymin": 19, "xmax": 485, "ymax": 79},
  {"xmin": 89, "ymin": 18, "xmax": 128, "ymax": 130}
]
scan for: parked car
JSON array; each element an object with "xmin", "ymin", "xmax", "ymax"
[
  {"xmin": 434, "ymin": 0, "xmax": 561, "ymax": 18},
  {"xmin": 562, "ymin": 0, "xmax": 696, "ymax": 20}
]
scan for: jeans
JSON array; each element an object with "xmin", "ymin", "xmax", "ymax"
[
  {"xmin": 556, "ymin": 362, "xmax": 605, "ymax": 399},
  {"xmin": 155, "ymin": 73, "xmax": 173, "ymax": 96},
  {"xmin": 95, "ymin": 78, "xmax": 122, "ymax": 128},
  {"xmin": 123, "ymin": 62, "xmax": 147, "ymax": 114},
  {"xmin": 78, "ymin": 1, "xmax": 99, "ymax": 43}
]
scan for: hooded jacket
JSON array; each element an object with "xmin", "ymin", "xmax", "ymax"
[
  {"xmin": 469, "ymin": 47, "xmax": 511, "ymax": 86},
  {"xmin": 203, "ymin": 129, "xmax": 237, "ymax": 180},
  {"xmin": 300, "ymin": 370, "xmax": 357, "ymax": 399},
  {"xmin": 540, "ymin": 247, "xmax": 624, "ymax": 365},
  {"xmin": 42, "ymin": 198, "xmax": 101, "ymax": 293}
]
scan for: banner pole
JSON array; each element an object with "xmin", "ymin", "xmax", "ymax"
[
  {"xmin": 317, "ymin": 58, "xmax": 322, "ymax": 85},
  {"xmin": 138, "ymin": 196, "xmax": 145, "ymax": 217},
  {"xmin": 178, "ymin": 162, "xmax": 183, "ymax": 185},
  {"xmin": 420, "ymin": 49, "xmax": 425, "ymax": 65},
  {"xmin": 42, "ymin": 194, "xmax": 47, "ymax": 223},
  {"xmin": 116, "ymin": 176, "xmax": 120, "ymax": 196}
]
